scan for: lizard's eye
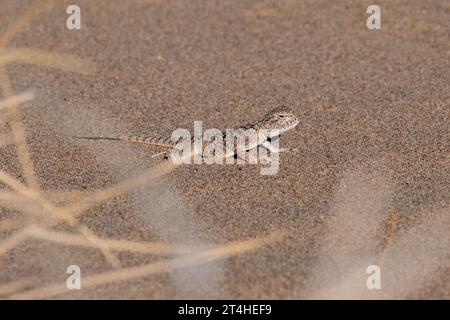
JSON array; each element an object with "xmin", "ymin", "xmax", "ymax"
[{"xmin": 279, "ymin": 114, "xmax": 285, "ymax": 118}]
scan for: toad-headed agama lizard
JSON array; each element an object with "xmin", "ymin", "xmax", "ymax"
[{"xmin": 74, "ymin": 106, "xmax": 300, "ymax": 162}]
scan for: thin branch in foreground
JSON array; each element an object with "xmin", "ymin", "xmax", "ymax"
[
  {"xmin": 0, "ymin": 228, "xmax": 29, "ymax": 259},
  {"xmin": 0, "ymin": 91, "xmax": 34, "ymax": 112},
  {"xmin": 0, "ymin": 0, "xmax": 57, "ymax": 47},
  {"xmin": 0, "ymin": 70, "xmax": 39, "ymax": 191},
  {"xmin": 43, "ymin": 190, "xmax": 90, "ymax": 206},
  {"xmin": 11, "ymin": 231, "xmax": 283, "ymax": 299},
  {"xmin": 26, "ymin": 225, "xmax": 196, "ymax": 256},
  {"xmin": 63, "ymin": 160, "xmax": 177, "ymax": 218},
  {"xmin": 0, "ymin": 170, "xmax": 122, "ymax": 268},
  {"xmin": 0, "ymin": 278, "xmax": 33, "ymax": 296},
  {"xmin": 379, "ymin": 211, "xmax": 398, "ymax": 269}
]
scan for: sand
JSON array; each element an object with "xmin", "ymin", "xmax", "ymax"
[{"xmin": 0, "ymin": 0, "xmax": 449, "ymax": 299}]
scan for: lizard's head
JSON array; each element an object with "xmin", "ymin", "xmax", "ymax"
[{"xmin": 262, "ymin": 106, "xmax": 300, "ymax": 134}]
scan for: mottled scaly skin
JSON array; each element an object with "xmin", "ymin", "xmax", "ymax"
[
  {"xmin": 242, "ymin": 106, "xmax": 300, "ymax": 134},
  {"xmin": 74, "ymin": 106, "xmax": 300, "ymax": 159},
  {"xmin": 207, "ymin": 106, "xmax": 300, "ymax": 157}
]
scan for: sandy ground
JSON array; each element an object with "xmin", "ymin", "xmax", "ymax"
[{"xmin": 0, "ymin": 0, "xmax": 449, "ymax": 299}]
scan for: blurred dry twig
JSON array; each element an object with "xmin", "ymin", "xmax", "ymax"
[{"xmin": 0, "ymin": 1, "xmax": 279, "ymax": 299}]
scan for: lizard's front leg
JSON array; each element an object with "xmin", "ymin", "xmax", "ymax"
[
  {"xmin": 235, "ymin": 147, "xmax": 273, "ymax": 165},
  {"xmin": 261, "ymin": 140, "xmax": 289, "ymax": 153},
  {"xmin": 231, "ymin": 148, "xmax": 260, "ymax": 164}
]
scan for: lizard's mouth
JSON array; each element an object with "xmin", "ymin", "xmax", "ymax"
[{"xmin": 285, "ymin": 118, "xmax": 300, "ymax": 131}]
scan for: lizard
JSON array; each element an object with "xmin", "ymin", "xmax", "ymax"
[{"xmin": 73, "ymin": 106, "xmax": 300, "ymax": 162}]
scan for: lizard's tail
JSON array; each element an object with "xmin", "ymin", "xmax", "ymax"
[
  {"xmin": 72, "ymin": 136, "xmax": 121, "ymax": 141},
  {"xmin": 73, "ymin": 135, "xmax": 174, "ymax": 150}
]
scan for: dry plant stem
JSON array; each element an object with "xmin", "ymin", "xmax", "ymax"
[
  {"xmin": 0, "ymin": 0, "xmax": 105, "ymax": 263},
  {"xmin": 0, "ymin": 69, "xmax": 39, "ymax": 191},
  {"xmin": 0, "ymin": 0, "xmax": 57, "ymax": 190},
  {"xmin": 0, "ymin": 228, "xmax": 29, "ymax": 258},
  {"xmin": 1, "ymin": 163, "xmax": 177, "ymax": 253},
  {"xmin": 0, "ymin": 190, "xmax": 77, "ymax": 228},
  {"xmin": 1, "ymin": 160, "xmax": 176, "ymax": 229},
  {"xmin": 64, "ymin": 161, "xmax": 177, "ymax": 217},
  {"xmin": 25, "ymin": 161, "xmax": 177, "ymax": 231},
  {"xmin": 0, "ymin": 191, "xmax": 25, "ymax": 202},
  {"xmin": 26, "ymin": 225, "xmax": 195, "ymax": 256},
  {"xmin": 11, "ymin": 231, "xmax": 283, "ymax": 299},
  {"xmin": 43, "ymin": 190, "xmax": 91, "ymax": 206},
  {"xmin": 370, "ymin": 211, "xmax": 398, "ymax": 299},
  {"xmin": 0, "ymin": 91, "xmax": 34, "ymax": 111},
  {"xmin": 0, "ymin": 170, "xmax": 121, "ymax": 268},
  {"xmin": 0, "ymin": 278, "xmax": 32, "ymax": 296},
  {"xmin": 379, "ymin": 211, "xmax": 398, "ymax": 269},
  {"xmin": 0, "ymin": 0, "xmax": 280, "ymax": 300},
  {"xmin": 0, "ymin": 188, "xmax": 195, "ymax": 256},
  {"xmin": 0, "ymin": 221, "xmax": 193, "ymax": 260},
  {"xmin": 0, "ymin": 203, "xmax": 38, "ymax": 220},
  {"xmin": 0, "ymin": 0, "xmax": 56, "ymax": 47}
]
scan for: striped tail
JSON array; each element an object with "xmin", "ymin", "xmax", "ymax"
[{"xmin": 73, "ymin": 135, "xmax": 174, "ymax": 150}]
